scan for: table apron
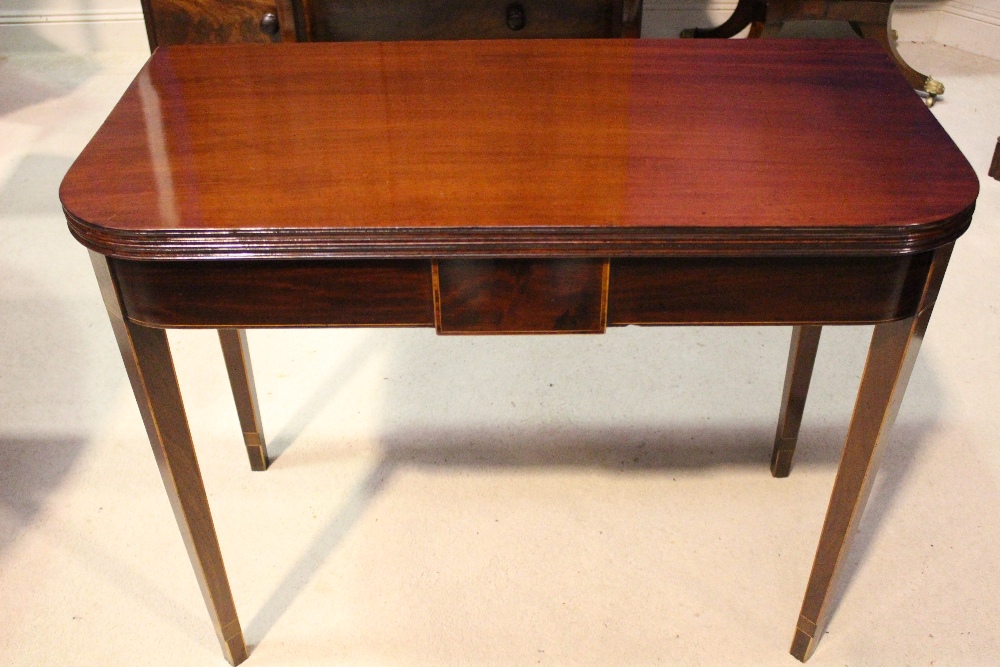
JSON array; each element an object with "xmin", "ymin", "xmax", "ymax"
[{"xmin": 109, "ymin": 253, "xmax": 934, "ymax": 330}]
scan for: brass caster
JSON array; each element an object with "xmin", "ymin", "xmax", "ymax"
[
  {"xmin": 924, "ymin": 77, "xmax": 945, "ymax": 96},
  {"xmin": 679, "ymin": 28, "xmax": 697, "ymax": 38},
  {"xmin": 922, "ymin": 77, "xmax": 944, "ymax": 107}
]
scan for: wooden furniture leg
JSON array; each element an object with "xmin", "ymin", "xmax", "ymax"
[
  {"xmin": 988, "ymin": 136, "xmax": 1000, "ymax": 181},
  {"xmin": 680, "ymin": 1, "xmax": 941, "ymax": 103},
  {"xmin": 679, "ymin": 0, "xmax": 755, "ymax": 38},
  {"xmin": 852, "ymin": 20, "xmax": 944, "ymax": 104},
  {"xmin": 748, "ymin": 17, "xmax": 782, "ymax": 38},
  {"xmin": 790, "ymin": 245, "xmax": 952, "ymax": 662},
  {"xmin": 219, "ymin": 329, "xmax": 269, "ymax": 471},
  {"xmin": 621, "ymin": 0, "xmax": 644, "ymax": 37},
  {"xmin": 771, "ymin": 325, "xmax": 822, "ymax": 478},
  {"xmin": 91, "ymin": 253, "xmax": 249, "ymax": 666}
]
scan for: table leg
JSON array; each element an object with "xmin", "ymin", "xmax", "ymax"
[
  {"xmin": 748, "ymin": 19, "xmax": 782, "ymax": 38},
  {"xmin": 679, "ymin": 0, "xmax": 756, "ymax": 38},
  {"xmin": 91, "ymin": 253, "xmax": 249, "ymax": 666},
  {"xmin": 219, "ymin": 329, "xmax": 269, "ymax": 471},
  {"xmin": 852, "ymin": 20, "xmax": 944, "ymax": 101},
  {"xmin": 790, "ymin": 245, "xmax": 951, "ymax": 662},
  {"xmin": 771, "ymin": 325, "xmax": 822, "ymax": 478},
  {"xmin": 989, "ymin": 136, "xmax": 1000, "ymax": 181}
]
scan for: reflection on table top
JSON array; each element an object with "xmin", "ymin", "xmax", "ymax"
[{"xmin": 61, "ymin": 39, "xmax": 978, "ymax": 260}]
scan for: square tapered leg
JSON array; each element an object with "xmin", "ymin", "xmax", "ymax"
[
  {"xmin": 219, "ymin": 328, "xmax": 269, "ymax": 471},
  {"xmin": 771, "ymin": 325, "xmax": 822, "ymax": 477},
  {"xmin": 92, "ymin": 253, "xmax": 249, "ymax": 666},
  {"xmin": 791, "ymin": 245, "xmax": 952, "ymax": 661}
]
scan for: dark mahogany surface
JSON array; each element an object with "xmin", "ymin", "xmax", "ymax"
[
  {"xmin": 61, "ymin": 39, "xmax": 978, "ymax": 260},
  {"xmin": 112, "ymin": 254, "xmax": 931, "ymax": 328},
  {"xmin": 436, "ymin": 259, "xmax": 606, "ymax": 333},
  {"xmin": 114, "ymin": 258, "xmax": 435, "ymax": 327},
  {"xmin": 607, "ymin": 253, "xmax": 931, "ymax": 325}
]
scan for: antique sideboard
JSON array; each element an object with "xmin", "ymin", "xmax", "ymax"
[{"xmin": 138, "ymin": 0, "xmax": 643, "ymax": 47}]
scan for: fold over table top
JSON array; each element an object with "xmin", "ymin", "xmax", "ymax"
[{"xmin": 61, "ymin": 39, "xmax": 978, "ymax": 260}]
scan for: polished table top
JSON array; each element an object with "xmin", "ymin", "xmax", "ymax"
[{"xmin": 61, "ymin": 39, "xmax": 977, "ymax": 261}]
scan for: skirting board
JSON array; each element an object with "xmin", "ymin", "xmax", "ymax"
[
  {"xmin": 935, "ymin": 1, "xmax": 1000, "ymax": 60},
  {"xmin": 0, "ymin": 10, "xmax": 148, "ymax": 53},
  {"xmin": 0, "ymin": 2, "xmax": 996, "ymax": 60}
]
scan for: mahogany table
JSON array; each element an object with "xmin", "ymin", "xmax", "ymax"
[{"xmin": 61, "ymin": 39, "xmax": 978, "ymax": 664}]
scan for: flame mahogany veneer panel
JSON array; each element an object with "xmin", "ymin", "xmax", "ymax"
[
  {"xmin": 434, "ymin": 259, "xmax": 607, "ymax": 333},
  {"xmin": 145, "ymin": 0, "xmax": 281, "ymax": 46}
]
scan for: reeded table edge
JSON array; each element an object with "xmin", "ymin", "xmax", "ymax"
[{"xmin": 65, "ymin": 204, "xmax": 975, "ymax": 260}]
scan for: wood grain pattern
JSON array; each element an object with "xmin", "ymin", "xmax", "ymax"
[
  {"xmin": 147, "ymin": 0, "xmax": 283, "ymax": 46},
  {"xmin": 606, "ymin": 254, "xmax": 933, "ymax": 325},
  {"xmin": 60, "ymin": 40, "xmax": 978, "ymax": 261},
  {"xmin": 110, "ymin": 253, "xmax": 936, "ymax": 329},
  {"xmin": 435, "ymin": 259, "xmax": 606, "ymax": 333},
  {"xmin": 853, "ymin": 17, "xmax": 939, "ymax": 94},
  {"xmin": 680, "ymin": 0, "xmax": 941, "ymax": 96},
  {"xmin": 113, "ymin": 259, "xmax": 434, "ymax": 328}
]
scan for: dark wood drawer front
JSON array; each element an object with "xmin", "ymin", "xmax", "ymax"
[
  {"xmin": 607, "ymin": 254, "xmax": 933, "ymax": 326},
  {"xmin": 113, "ymin": 259, "xmax": 435, "ymax": 327},
  {"xmin": 147, "ymin": 0, "xmax": 282, "ymax": 46},
  {"xmin": 311, "ymin": 0, "xmax": 619, "ymax": 41},
  {"xmin": 435, "ymin": 259, "xmax": 607, "ymax": 333}
]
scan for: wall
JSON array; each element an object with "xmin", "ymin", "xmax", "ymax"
[
  {"xmin": 0, "ymin": 0, "xmax": 148, "ymax": 52},
  {"xmin": 935, "ymin": 0, "xmax": 1000, "ymax": 59},
  {"xmin": 0, "ymin": 0, "xmax": 997, "ymax": 58}
]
